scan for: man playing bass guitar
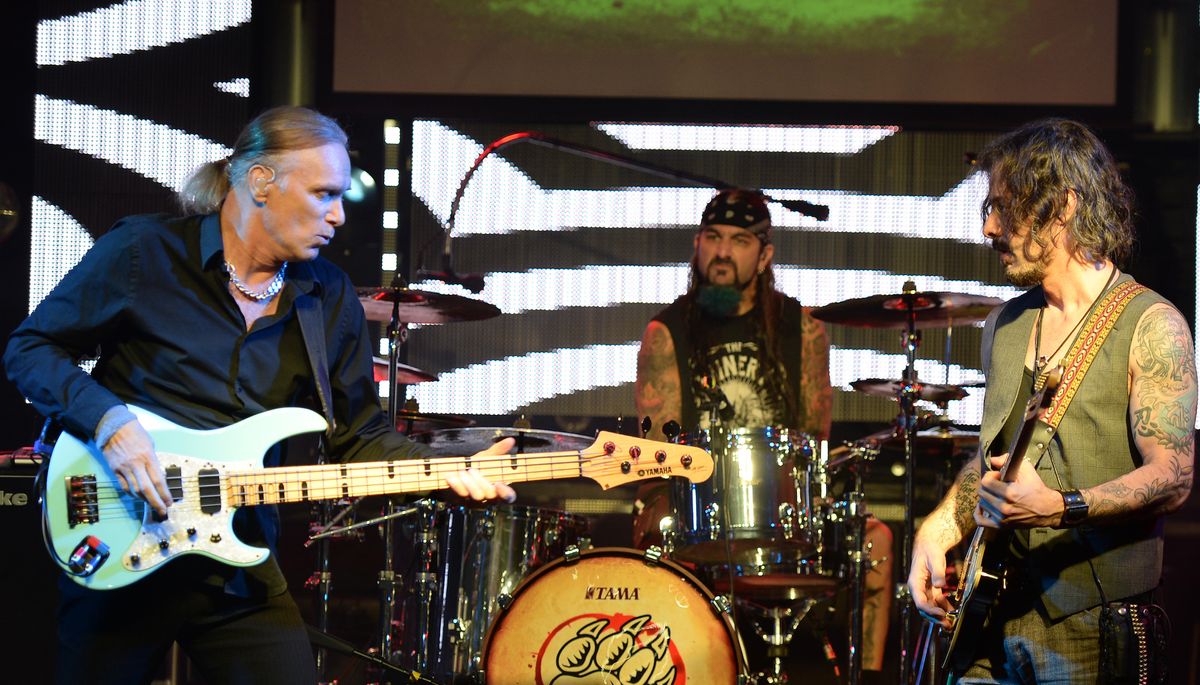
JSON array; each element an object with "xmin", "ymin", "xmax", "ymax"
[
  {"xmin": 908, "ymin": 118, "xmax": 1195, "ymax": 682},
  {"xmin": 4, "ymin": 107, "xmax": 516, "ymax": 684}
]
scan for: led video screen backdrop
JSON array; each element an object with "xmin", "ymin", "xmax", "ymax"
[
  {"xmin": 30, "ymin": 0, "xmax": 253, "ymax": 312},
  {"xmin": 335, "ymin": 0, "xmax": 1118, "ymax": 105},
  {"xmin": 398, "ymin": 121, "xmax": 1027, "ymax": 427}
]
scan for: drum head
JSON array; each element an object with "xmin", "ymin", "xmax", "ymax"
[{"xmin": 483, "ymin": 547, "xmax": 745, "ymax": 685}]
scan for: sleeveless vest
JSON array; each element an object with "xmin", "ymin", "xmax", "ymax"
[
  {"xmin": 653, "ymin": 292, "xmax": 805, "ymax": 431},
  {"xmin": 979, "ymin": 274, "xmax": 1167, "ymax": 619}
]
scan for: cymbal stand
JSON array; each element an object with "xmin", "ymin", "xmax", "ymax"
[
  {"xmin": 844, "ymin": 471, "xmax": 869, "ymax": 685},
  {"xmin": 310, "ymin": 503, "xmax": 334, "ymax": 682},
  {"xmin": 384, "ymin": 280, "xmax": 411, "ymax": 426},
  {"xmin": 896, "ymin": 280, "xmax": 922, "ymax": 685},
  {"xmin": 381, "ymin": 284, "xmax": 410, "ymax": 663}
]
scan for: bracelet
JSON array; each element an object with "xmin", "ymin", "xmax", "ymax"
[{"xmin": 1059, "ymin": 488, "xmax": 1088, "ymax": 527}]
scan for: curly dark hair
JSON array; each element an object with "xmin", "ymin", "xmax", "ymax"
[{"xmin": 978, "ymin": 118, "xmax": 1135, "ymax": 266}]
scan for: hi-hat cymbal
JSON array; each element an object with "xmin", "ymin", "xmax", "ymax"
[
  {"xmin": 356, "ymin": 287, "xmax": 501, "ymax": 324},
  {"xmin": 850, "ymin": 378, "xmax": 969, "ymax": 403},
  {"xmin": 416, "ymin": 427, "xmax": 594, "ymax": 455},
  {"xmin": 811, "ymin": 291, "xmax": 1003, "ymax": 329},
  {"xmin": 393, "ymin": 410, "xmax": 475, "ymax": 434},
  {"xmin": 372, "ymin": 357, "xmax": 437, "ymax": 385}
]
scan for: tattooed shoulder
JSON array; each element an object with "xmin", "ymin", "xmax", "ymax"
[{"xmin": 1130, "ymin": 304, "xmax": 1197, "ymax": 455}]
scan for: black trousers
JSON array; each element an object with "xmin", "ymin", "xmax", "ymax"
[{"xmin": 53, "ymin": 568, "xmax": 317, "ymax": 685}]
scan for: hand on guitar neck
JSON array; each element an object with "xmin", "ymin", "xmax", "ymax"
[{"xmin": 441, "ymin": 437, "xmax": 518, "ymax": 502}]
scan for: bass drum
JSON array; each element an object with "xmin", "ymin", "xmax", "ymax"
[{"xmin": 482, "ymin": 547, "xmax": 747, "ymax": 685}]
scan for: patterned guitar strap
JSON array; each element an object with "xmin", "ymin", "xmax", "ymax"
[{"xmin": 1030, "ymin": 279, "xmax": 1148, "ymax": 461}]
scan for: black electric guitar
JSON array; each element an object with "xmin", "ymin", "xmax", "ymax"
[{"xmin": 942, "ymin": 365, "xmax": 1063, "ymax": 673}]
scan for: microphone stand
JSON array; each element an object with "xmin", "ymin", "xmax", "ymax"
[{"xmin": 416, "ymin": 130, "xmax": 831, "ymax": 287}]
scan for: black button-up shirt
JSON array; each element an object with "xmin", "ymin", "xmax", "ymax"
[{"xmin": 5, "ymin": 213, "xmax": 431, "ymax": 594}]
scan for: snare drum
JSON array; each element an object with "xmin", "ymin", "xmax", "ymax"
[
  {"xmin": 669, "ymin": 427, "xmax": 816, "ymax": 566},
  {"xmin": 482, "ymin": 547, "xmax": 747, "ymax": 685},
  {"xmin": 399, "ymin": 505, "xmax": 588, "ymax": 682}
]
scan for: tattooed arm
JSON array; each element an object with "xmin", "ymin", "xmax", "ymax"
[
  {"xmin": 635, "ymin": 320, "xmax": 683, "ymax": 442},
  {"xmin": 798, "ymin": 307, "xmax": 833, "ymax": 440},
  {"xmin": 909, "ymin": 456, "xmax": 983, "ymax": 627},
  {"xmin": 1085, "ymin": 303, "xmax": 1197, "ymax": 521}
]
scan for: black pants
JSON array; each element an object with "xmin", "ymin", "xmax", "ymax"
[{"xmin": 53, "ymin": 570, "xmax": 317, "ymax": 685}]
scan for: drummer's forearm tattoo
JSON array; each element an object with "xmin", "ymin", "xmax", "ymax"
[
  {"xmin": 799, "ymin": 311, "xmax": 833, "ymax": 439},
  {"xmin": 636, "ymin": 322, "xmax": 682, "ymax": 441},
  {"xmin": 1087, "ymin": 306, "xmax": 1196, "ymax": 521}
]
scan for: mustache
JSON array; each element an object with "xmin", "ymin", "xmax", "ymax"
[{"xmin": 991, "ymin": 238, "xmax": 1011, "ymax": 253}]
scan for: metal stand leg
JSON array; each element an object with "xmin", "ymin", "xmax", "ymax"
[
  {"xmin": 740, "ymin": 598, "xmax": 821, "ymax": 685},
  {"xmin": 845, "ymin": 492, "xmax": 868, "ymax": 685}
]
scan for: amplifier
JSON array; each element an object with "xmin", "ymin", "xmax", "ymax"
[{"xmin": 0, "ymin": 450, "xmax": 59, "ymax": 684}]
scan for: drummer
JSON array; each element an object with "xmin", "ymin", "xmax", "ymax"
[{"xmin": 633, "ymin": 188, "xmax": 892, "ymax": 676}]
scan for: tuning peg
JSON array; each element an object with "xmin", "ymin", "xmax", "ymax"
[
  {"xmin": 662, "ymin": 421, "xmax": 681, "ymax": 443},
  {"xmin": 640, "ymin": 416, "xmax": 652, "ymax": 438}
]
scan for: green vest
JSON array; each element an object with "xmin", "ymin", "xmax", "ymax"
[{"xmin": 979, "ymin": 274, "xmax": 1166, "ymax": 619}]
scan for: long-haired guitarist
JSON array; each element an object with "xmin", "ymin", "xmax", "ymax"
[
  {"xmin": 4, "ymin": 107, "xmax": 514, "ymax": 684},
  {"xmin": 908, "ymin": 119, "xmax": 1195, "ymax": 682}
]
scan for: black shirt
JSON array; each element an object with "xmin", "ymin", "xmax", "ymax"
[
  {"xmin": 4, "ymin": 213, "xmax": 431, "ymax": 593},
  {"xmin": 653, "ymin": 292, "xmax": 805, "ymax": 431}
]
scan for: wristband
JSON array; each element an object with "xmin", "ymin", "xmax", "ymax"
[{"xmin": 1059, "ymin": 488, "xmax": 1088, "ymax": 527}]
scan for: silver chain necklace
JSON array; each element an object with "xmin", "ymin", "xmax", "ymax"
[{"xmin": 224, "ymin": 260, "xmax": 287, "ymax": 301}]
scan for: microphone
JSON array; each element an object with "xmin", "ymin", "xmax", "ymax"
[{"xmin": 774, "ymin": 197, "xmax": 830, "ymax": 222}]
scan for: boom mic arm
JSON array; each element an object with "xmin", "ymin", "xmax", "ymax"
[{"xmin": 417, "ymin": 130, "xmax": 830, "ymax": 288}]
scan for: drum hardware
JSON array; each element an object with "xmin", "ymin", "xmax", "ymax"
[
  {"xmin": 306, "ymin": 624, "xmax": 444, "ymax": 685},
  {"xmin": 813, "ymin": 282, "xmax": 999, "ymax": 684},
  {"xmin": 480, "ymin": 547, "xmax": 750, "ymax": 684},
  {"xmin": 372, "ymin": 356, "xmax": 438, "ymax": 385},
  {"xmin": 739, "ymin": 600, "xmax": 824, "ymax": 685},
  {"xmin": 356, "ymin": 286, "xmax": 501, "ymax": 325},
  {"xmin": 850, "ymin": 378, "xmax": 969, "ymax": 404},
  {"xmin": 395, "ymin": 399, "xmax": 475, "ymax": 434},
  {"xmin": 396, "ymin": 505, "xmax": 589, "ymax": 683},
  {"xmin": 809, "ymin": 290, "xmax": 1002, "ymax": 330},
  {"xmin": 669, "ymin": 427, "xmax": 818, "ymax": 566},
  {"xmin": 416, "ymin": 425, "xmax": 593, "ymax": 456},
  {"xmin": 306, "ymin": 498, "xmax": 430, "ymax": 542}
]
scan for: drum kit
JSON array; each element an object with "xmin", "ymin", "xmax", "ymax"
[{"xmin": 304, "ymin": 282, "xmax": 999, "ymax": 685}]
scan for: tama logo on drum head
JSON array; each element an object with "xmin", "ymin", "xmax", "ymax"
[
  {"xmin": 636, "ymin": 466, "xmax": 672, "ymax": 477},
  {"xmin": 584, "ymin": 585, "xmax": 640, "ymax": 600}
]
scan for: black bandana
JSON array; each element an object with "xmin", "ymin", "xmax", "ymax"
[{"xmin": 700, "ymin": 188, "xmax": 771, "ymax": 241}]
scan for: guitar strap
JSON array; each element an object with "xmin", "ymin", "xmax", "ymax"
[
  {"xmin": 1026, "ymin": 280, "xmax": 1148, "ymax": 463},
  {"xmin": 295, "ymin": 294, "xmax": 337, "ymax": 438}
]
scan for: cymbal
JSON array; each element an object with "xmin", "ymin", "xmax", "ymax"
[
  {"xmin": 416, "ymin": 426, "xmax": 594, "ymax": 455},
  {"xmin": 850, "ymin": 378, "xmax": 968, "ymax": 403},
  {"xmin": 876, "ymin": 428, "xmax": 980, "ymax": 459},
  {"xmin": 393, "ymin": 409, "xmax": 475, "ymax": 434},
  {"xmin": 356, "ymin": 287, "xmax": 501, "ymax": 324},
  {"xmin": 811, "ymin": 291, "xmax": 1003, "ymax": 329},
  {"xmin": 372, "ymin": 357, "xmax": 437, "ymax": 384}
]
